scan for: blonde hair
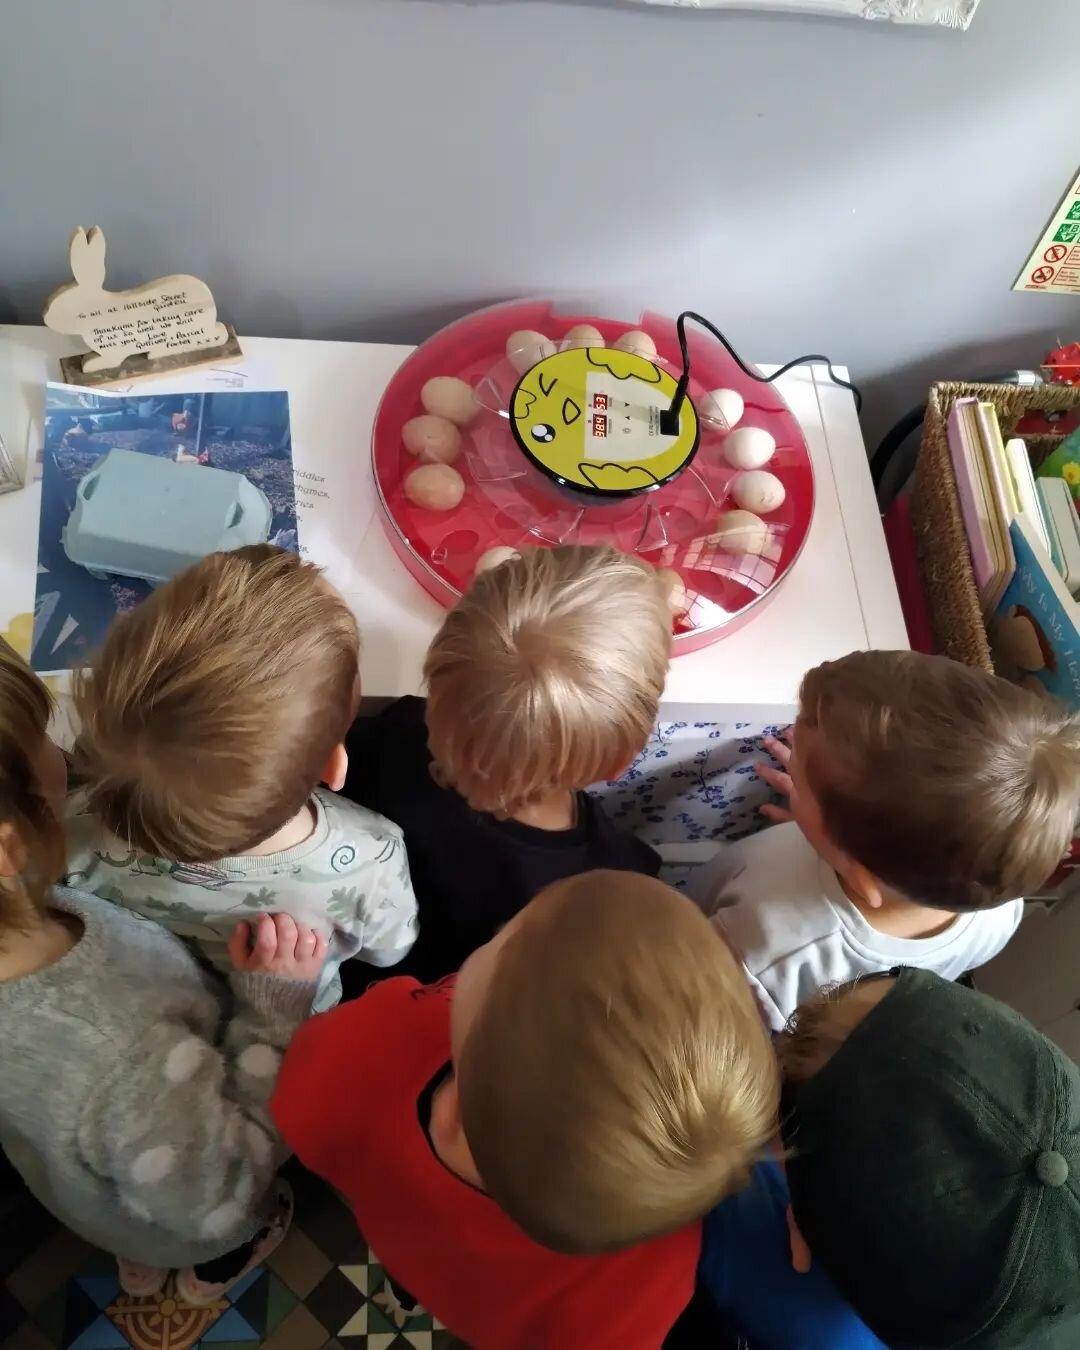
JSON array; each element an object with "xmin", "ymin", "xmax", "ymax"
[
  {"xmin": 798, "ymin": 650, "xmax": 1080, "ymax": 910},
  {"xmin": 0, "ymin": 641, "xmax": 65, "ymax": 912},
  {"xmin": 457, "ymin": 870, "xmax": 779, "ymax": 1254},
  {"xmin": 73, "ymin": 546, "xmax": 360, "ymax": 861},
  {"xmin": 424, "ymin": 546, "xmax": 671, "ymax": 815}
]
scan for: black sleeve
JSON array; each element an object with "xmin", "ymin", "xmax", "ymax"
[
  {"xmin": 343, "ymin": 696, "xmax": 429, "ymax": 824},
  {"xmin": 583, "ymin": 793, "xmax": 662, "ymax": 878}
]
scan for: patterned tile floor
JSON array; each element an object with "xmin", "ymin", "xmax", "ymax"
[{"xmin": 1, "ymin": 1158, "xmax": 467, "ymax": 1350}]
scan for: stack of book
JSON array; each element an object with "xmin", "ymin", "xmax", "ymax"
[{"xmin": 947, "ymin": 398, "xmax": 1080, "ymax": 707}]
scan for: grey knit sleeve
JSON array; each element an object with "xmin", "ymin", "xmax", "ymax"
[{"xmin": 75, "ymin": 972, "xmax": 316, "ymax": 1253}]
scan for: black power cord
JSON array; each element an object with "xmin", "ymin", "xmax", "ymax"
[{"xmin": 659, "ymin": 309, "xmax": 862, "ymax": 436}]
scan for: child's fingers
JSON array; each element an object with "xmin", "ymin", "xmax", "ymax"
[
  {"xmin": 227, "ymin": 921, "xmax": 252, "ymax": 967},
  {"xmin": 760, "ymin": 802, "xmax": 794, "ymax": 824},
  {"xmin": 312, "ymin": 931, "xmax": 329, "ymax": 963},
  {"xmin": 786, "ymin": 1205, "xmax": 813, "ymax": 1274},
  {"xmin": 293, "ymin": 925, "xmax": 319, "ymax": 960},
  {"xmin": 273, "ymin": 913, "xmax": 299, "ymax": 955},
  {"xmin": 762, "ymin": 735, "xmax": 792, "ymax": 767},
  {"xmin": 252, "ymin": 913, "xmax": 278, "ymax": 962},
  {"xmin": 756, "ymin": 763, "xmax": 793, "ymax": 796}
]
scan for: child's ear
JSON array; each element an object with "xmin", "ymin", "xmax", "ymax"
[
  {"xmin": 0, "ymin": 823, "xmax": 27, "ymax": 878},
  {"xmin": 320, "ymin": 743, "xmax": 349, "ymax": 793},
  {"xmin": 846, "ymin": 860, "xmax": 885, "ymax": 909}
]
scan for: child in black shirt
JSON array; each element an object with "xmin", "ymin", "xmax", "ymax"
[{"xmin": 343, "ymin": 546, "xmax": 671, "ymax": 985}]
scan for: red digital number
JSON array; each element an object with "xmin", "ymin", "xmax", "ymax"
[{"xmin": 592, "ymin": 414, "xmax": 608, "ymax": 438}]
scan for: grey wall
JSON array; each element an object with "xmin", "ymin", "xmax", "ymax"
[{"xmin": 2, "ymin": 0, "xmax": 1079, "ymax": 449}]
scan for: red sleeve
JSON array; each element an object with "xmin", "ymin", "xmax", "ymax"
[{"xmin": 537, "ymin": 1226, "xmax": 700, "ymax": 1350}]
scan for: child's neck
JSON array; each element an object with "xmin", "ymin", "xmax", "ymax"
[
  {"xmin": 429, "ymin": 1074, "xmax": 485, "ymax": 1191},
  {"xmin": 245, "ymin": 798, "xmax": 318, "ymax": 857},
  {"xmin": 510, "ymin": 790, "xmax": 577, "ymax": 832},
  {"xmin": 835, "ymin": 870, "xmax": 956, "ymax": 940},
  {"xmin": 0, "ymin": 901, "xmax": 81, "ymax": 982}
]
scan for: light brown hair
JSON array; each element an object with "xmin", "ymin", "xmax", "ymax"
[
  {"xmin": 457, "ymin": 870, "xmax": 779, "ymax": 1254},
  {"xmin": 0, "ymin": 640, "xmax": 65, "ymax": 912},
  {"xmin": 424, "ymin": 546, "xmax": 671, "ymax": 815},
  {"xmin": 776, "ymin": 977, "xmax": 895, "ymax": 1084},
  {"xmin": 73, "ymin": 546, "xmax": 360, "ymax": 861},
  {"xmin": 798, "ymin": 649, "xmax": 1080, "ymax": 910}
]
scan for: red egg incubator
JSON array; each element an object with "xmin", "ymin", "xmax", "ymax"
[{"xmin": 372, "ymin": 300, "xmax": 815, "ymax": 655}]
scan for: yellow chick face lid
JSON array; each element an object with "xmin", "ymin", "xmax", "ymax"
[{"xmin": 509, "ymin": 347, "xmax": 699, "ymax": 498}]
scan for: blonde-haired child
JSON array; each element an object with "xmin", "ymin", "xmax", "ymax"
[
  {"xmin": 68, "ymin": 544, "xmax": 417, "ymax": 1012},
  {"xmin": 694, "ymin": 649, "xmax": 1080, "ymax": 1029},
  {"xmin": 0, "ymin": 639, "xmax": 324, "ymax": 1303},
  {"xmin": 273, "ymin": 869, "xmax": 779, "ymax": 1347},
  {"xmin": 343, "ymin": 544, "xmax": 672, "ymax": 982}
]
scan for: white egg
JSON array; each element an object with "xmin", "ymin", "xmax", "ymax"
[
  {"xmin": 475, "ymin": 546, "xmax": 520, "ymax": 575},
  {"xmin": 404, "ymin": 463, "xmax": 465, "ymax": 511},
  {"xmin": 711, "ymin": 509, "xmax": 770, "ymax": 556},
  {"xmin": 723, "ymin": 426, "xmax": 776, "ymax": 471},
  {"xmin": 656, "ymin": 566, "xmax": 688, "ymax": 615},
  {"xmin": 613, "ymin": 330, "xmax": 657, "ymax": 359},
  {"xmin": 402, "ymin": 414, "xmax": 462, "ymax": 465},
  {"xmin": 698, "ymin": 388, "xmax": 745, "ymax": 432},
  {"xmin": 420, "ymin": 376, "xmax": 479, "ymax": 427},
  {"xmin": 506, "ymin": 330, "xmax": 556, "ymax": 375},
  {"xmin": 560, "ymin": 324, "xmax": 604, "ymax": 351},
  {"xmin": 732, "ymin": 470, "xmax": 786, "ymax": 515}
]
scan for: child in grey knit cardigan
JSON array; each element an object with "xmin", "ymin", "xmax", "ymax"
[{"xmin": 0, "ymin": 640, "xmax": 326, "ymax": 1304}]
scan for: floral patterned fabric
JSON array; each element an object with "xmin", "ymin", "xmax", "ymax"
[{"xmin": 594, "ymin": 720, "xmax": 783, "ymax": 847}]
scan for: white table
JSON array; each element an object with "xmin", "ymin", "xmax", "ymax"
[{"xmin": 0, "ymin": 325, "xmax": 905, "ymax": 724}]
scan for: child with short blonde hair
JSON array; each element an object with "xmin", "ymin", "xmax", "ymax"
[
  {"xmin": 273, "ymin": 869, "xmax": 779, "ymax": 1347},
  {"xmin": 694, "ymin": 649, "xmax": 1080, "ymax": 1028},
  {"xmin": 69, "ymin": 545, "xmax": 417, "ymax": 1010},
  {"xmin": 344, "ymin": 544, "xmax": 672, "ymax": 982},
  {"xmin": 0, "ymin": 639, "xmax": 325, "ymax": 1302}
]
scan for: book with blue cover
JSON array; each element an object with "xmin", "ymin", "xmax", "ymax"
[{"xmin": 989, "ymin": 513, "xmax": 1080, "ymax": 709}]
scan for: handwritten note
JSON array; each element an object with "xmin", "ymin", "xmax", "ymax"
[{"xmin": 74, "ymin": 289, "xmax": 224, "ymax": 359}]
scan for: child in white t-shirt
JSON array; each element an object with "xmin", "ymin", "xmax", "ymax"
[
  {"xmin": 68, "ymin": 545, "xmax": 417, "ymax": 1011},
  {"xmin": 693, "ymin": 650, "xmax": 1080, "ymax": 1030}
]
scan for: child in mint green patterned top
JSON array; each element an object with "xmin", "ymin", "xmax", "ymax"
[{"xmin": 67, "ymin": 545, "xmax": 417, "ymax": 1011}]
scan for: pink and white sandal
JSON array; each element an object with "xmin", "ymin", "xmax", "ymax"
[
  {"xmin": 116, "ymin": 1258, "xmax": 169, "ymax": 1298},
  {"xmin": 176, "ymin": 1178, "xmax": 293, "ymax": 1308}
]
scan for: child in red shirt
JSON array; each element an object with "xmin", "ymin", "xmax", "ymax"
[{"xmin": 273, "ymin": 870, "xmax": 778, "ymax": 1349}]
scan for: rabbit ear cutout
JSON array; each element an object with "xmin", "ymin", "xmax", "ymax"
[{"xmin": 69, "ymin": 226, "xmax": 106, "ymax": 288}]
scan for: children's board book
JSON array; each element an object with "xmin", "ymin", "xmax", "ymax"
[
  {"xmin": 990, "ymin": 512, "xmax": 1080, "ymax": 710},
  {"xmin": 947, "ymin": 397, "xmax": 1014, "ymax": 615},
  {"xmin": 1004, "ymin": 437, "xmax": 1051, "ymax": 557},
  {"xmin": 1037, "ymin": 425, "xmax": 1080, "ymax": 505},
  {"xmin": 1037, "ymin": 477, "xmax": 1080, "ymax": 598}
]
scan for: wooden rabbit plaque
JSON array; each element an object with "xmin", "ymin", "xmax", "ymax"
[{"xmin": 43, "ymin": 226, "xmax": 243, "ymax": 387}]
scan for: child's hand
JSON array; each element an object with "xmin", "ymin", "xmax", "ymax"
[
  {"xmin": 758, "ymin": 732, "xmax": 794, "ymax": 824},
  {"xmin": 228, "ymin": 913, "xmax": 328, "ymax": 982}
]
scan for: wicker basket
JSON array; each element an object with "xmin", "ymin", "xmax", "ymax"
[{"xmin": 910, "ymin": 380, "xmax": 1080, "ymax": 672}]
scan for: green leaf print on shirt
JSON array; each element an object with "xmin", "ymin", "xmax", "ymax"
[
  {"xmin": 326, "ymin": 888, "xmax": 362, "ymax": 924},
  {"xmin": 241, "ymin": 889, "xmax": 278, "ymax": 909}
]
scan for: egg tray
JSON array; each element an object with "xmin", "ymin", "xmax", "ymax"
[{"xmin": 371, "ymin": 299, "xmax": 815, "ymax": 655}]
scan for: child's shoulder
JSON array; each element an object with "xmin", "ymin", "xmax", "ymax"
[{"xmin": 315, "ymin": 787, "xmax": 407, "ymax": 847}]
